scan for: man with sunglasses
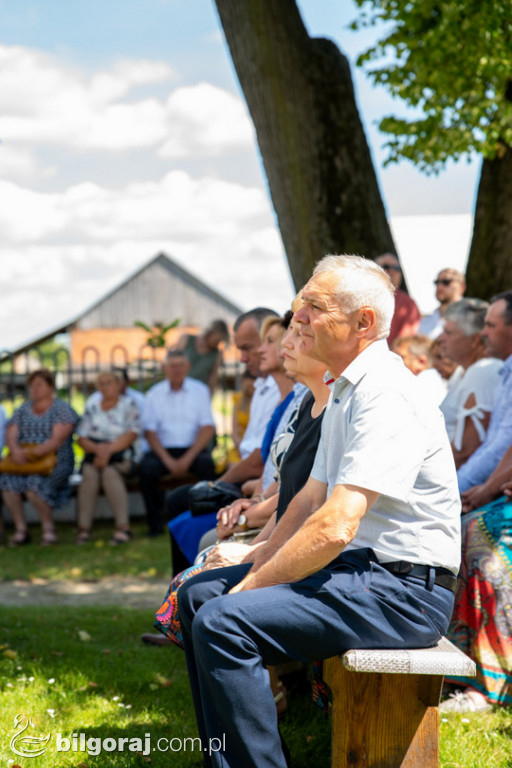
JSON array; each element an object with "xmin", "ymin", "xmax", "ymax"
[
  {"xmin": 375, "ymin": 253, "xmax": 420, "ymax": 345},
  {"xmin": 419, "ymin": 268, "xmax": 466, "ymax": 339}
]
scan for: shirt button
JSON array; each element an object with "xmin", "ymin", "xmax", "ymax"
[{"xmin": 334, "ymin": 398, "xmax": 340, "ymax": 403}]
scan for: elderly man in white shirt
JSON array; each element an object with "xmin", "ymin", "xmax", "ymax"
[
  {"xmin": 177, "ymin": 254, "xmax": 461, "ymax": 768},
  {"xmin": 139, "ymin": 349, "xmax": 216, "ymax": 537},
  {"xmin": 162, "ymin": 308, "xmax": 280, "ymax": 526}
]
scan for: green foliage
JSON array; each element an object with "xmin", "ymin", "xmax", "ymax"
[
  {"xmin": 35, "ymin": 337, "xmax": 71, "ymax": 369},
  {"xmin": 134, "ymin": 319, "xmax": 181, "ymax": 348},
  {"xmin": 352, "ymin": 0, "xmax": 512, "ymax": 171}
]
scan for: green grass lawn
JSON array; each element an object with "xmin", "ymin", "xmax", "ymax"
[
  {"xmin": 0, "ymin": 520, "xmax": 172, "ymax": 582},
  {"xmin": 1, "ymin": 522, "xmax": 511, "ymax": 767}
]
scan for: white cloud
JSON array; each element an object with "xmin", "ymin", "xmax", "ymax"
[
  {"xmin": 0, "ymin": 169, "xmax": 294, "ymax": 349},
  {"xmin": 0, "ymin": 172, "xmax": 272, "ymax": 244},
  {"xmin": 0, "ymin": 46, "xmax": 174, "ymax": 150},
  {"xmin": 0, "ymin": 144, "xmax": 54, "ymax": 182},
  {"xmin": 0, "ymin": 45, "xmax": 254, "ymax": 159},
  {"xmin": 159, "ymin": 82, "xmax": 255, "ymax": 158}
]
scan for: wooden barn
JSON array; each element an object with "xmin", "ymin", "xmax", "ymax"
[
  {"xmin": 9, "ymin": 253, "xmax": 243, "ymax": 371},
  {"xmin": 68, "ymin": 252, "xmax": 242, "ymax": 367}
]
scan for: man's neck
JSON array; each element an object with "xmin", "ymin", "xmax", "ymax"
[{"xmin": 328, "ymin": 339, "xmax": 376, "ymax": 379}]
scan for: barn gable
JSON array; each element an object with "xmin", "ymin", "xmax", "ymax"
[{"xmin": 77, "ymin": 252, "xmax": 242, "ymax": 330}]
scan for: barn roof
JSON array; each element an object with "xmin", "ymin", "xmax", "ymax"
[{"xmin": 6, "ymin": 252, "xmax": 244, "ymax": 356}]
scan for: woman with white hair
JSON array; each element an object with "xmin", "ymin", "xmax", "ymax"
[{"xmin": 437, "ymin": 298, "xmax": 502, "ymax": 467}]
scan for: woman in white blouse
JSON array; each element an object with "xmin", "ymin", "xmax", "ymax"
[
  {"xmin": 76, "ymin": 371, "xmax": 141, "ymax": 545},
  {"xmin": 438, "ymin": 298, "xmax": 502, "ymax": 467}
]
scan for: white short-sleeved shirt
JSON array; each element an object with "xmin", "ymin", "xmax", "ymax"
[
  {"xmin": 87, "ymin": 387, "xmax": 148, "ymax": 455},
  {"xmin": 418, "ymin": 308, "xmax": 444, "ymax": 339},
  {"xmin": 416, "ymin": 368, "xmax": 448, "ymax": 406},
  {"xmin": 238, "ymin": 376, "xmax": 280, "ymax": 459},
  {"xmin": 142, "ymin": 377, "xmax": 214, "ymax": 448},
  {"xmin": 311, "ymin": 340, "xmax": 461, "ymax": 573},
  {"xmin": 78, "ymin": 394, "xmax": 141, "ymax": 461},
  {"xmin": 440, "ymin": 357, "xmax": 503, "ymax": 446}
]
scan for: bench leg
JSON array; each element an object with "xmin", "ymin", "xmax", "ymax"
[{"xmin": 323, "ymin": 656, "xmax": 443, "ymax": 768}]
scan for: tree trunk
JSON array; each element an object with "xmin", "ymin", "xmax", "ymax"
[
  {"xmin": 214, "ymin": 0, "xmax": 396, "ymax": 290},
  {"xmin": 466, "ymin": 147, "xmax": 512, "ymax": 299}
]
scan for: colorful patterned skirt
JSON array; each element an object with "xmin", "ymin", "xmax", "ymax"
[{"xmin": 446, "ymin": 495, "xmax": 512, "ymax": 705}]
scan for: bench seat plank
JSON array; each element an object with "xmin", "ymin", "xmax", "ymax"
[{"xmin": 341, "ymin": 637, "xmax": 476, "ymax": 677}]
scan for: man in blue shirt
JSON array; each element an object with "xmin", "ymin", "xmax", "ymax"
[{"xmin": 458, "ymin": 292, "xmax": 512, "ymax": 507}]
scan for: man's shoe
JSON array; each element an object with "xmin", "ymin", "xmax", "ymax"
[{"xmin": 141, "ymin": 633, "xmax": 172, "ymax": 647}]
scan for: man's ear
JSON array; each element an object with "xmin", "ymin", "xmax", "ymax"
[{"xmin": 357, "ymin": 307, "xmax": 376, "ymax": 334}]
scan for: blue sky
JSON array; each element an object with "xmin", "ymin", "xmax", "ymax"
[{"xmin": 0, "ymin": 0, "xmax": 477, "ymax": 349}]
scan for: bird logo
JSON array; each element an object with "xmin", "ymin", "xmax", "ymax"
[{"xmin": 10, "ymin": 713, "xmax": 51, "ymax": 758}]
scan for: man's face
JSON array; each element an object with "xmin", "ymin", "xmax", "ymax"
[
  {"xmin": 431, "ymin": 346, "xmax": 459, "ymax": 380},
  {"xmin": 437, "ymin": 320, "xmax": 474, "ymax": 365},
  {"xmin": 165, "ymin": 357, "xmax": 189, "ymax": 388},
  {"xmin": 294, "ymin": 272, "xmax": 358, "ymax": 370},
  {"xmin": 435, "ymin": 270, "xmax": 465, "ymax": 305},
  {"xmin": 375, "ymin": 255, "xmax": 402, "ymax": 289},
  {"xmin": 234, "ymin": 318, "xmax": 263, "ymax": 377},
  {"xmin": 482, "ymin": 299, "xmax": 512, "ymax": 360}
]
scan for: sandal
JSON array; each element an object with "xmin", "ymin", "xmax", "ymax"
[
  {"xmin": 109, "ymin": 529, "xmax": 133, "ymax": 546},
  {"xmin": 41, "ymin": 529, "xmax": 58, "ymax": 546},
  {"xmin": 76, "ymin": 530, "xmax": 91, "ymax": 546},
  {"xmin": 8, "ymin": 529, "xmax": 32, "ymax": 547}
]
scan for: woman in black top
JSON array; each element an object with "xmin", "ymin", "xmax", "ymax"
[{"xmin": 207, "ymin": 313, "xmax": 330, "ymax": 561}]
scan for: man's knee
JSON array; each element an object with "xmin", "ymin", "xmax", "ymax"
[{"xmin": 178, "ymin": 565, "xmax": 251, "ymax": 626}]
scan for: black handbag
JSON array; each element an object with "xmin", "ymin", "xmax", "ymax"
[{"xmin": 188, "ymin": 480, "xmax": 242, "ymax": 516}]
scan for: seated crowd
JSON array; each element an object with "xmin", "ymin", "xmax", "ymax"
[{"xmin": 0, "ymin": 256, "xmax": 511, "ymax": 760}]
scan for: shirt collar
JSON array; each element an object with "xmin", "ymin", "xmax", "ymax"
[
  {"xmin": 326, "ymin": 339, "xmax": 390, "ymax": 389},
  {"xmin": 167, "ymin": 377, "xmax": 190, "ymax": 393},
  {"xmin": 255, "ymin": 375, "xmax": 278, "ymax": 394}
]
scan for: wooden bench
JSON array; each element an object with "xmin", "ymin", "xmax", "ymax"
[{"xmin": 323, "ymin": 637, "xmax": 476, "ymax": 768}]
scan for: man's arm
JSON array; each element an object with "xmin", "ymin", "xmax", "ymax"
[
  {"xmin": 461, "ymin": 442, "xmax": 512, "ymax": 512},
  {"xmin": 144, "ymin": 429, "xmax": 177, "ymax": 473},
  {"xmin": 230, "ymin": 482, "xmax": 378, "ymax": 593},
  {"xmin": 219, "ymin": 448, "xmax": 264, "ymax": 484}
]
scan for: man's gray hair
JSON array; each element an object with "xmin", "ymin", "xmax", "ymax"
[
  {"xmin": 313, "ymin": 254, "xmax": 395, "ymax": 340},
  {"xmin": 443, "ymin": 298, "xmax": 489, "ymax": 337},
  {"xmin": 233, "ymin": 307, "xmax": 278, "ymax": 332},
  {"xmin": 165, "ymin": 348, "xmax": 190, "ymax": 363}
]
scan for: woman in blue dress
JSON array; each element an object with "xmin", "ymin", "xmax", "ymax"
[{"xmin": 1, "ymin": 369, "xmax": 78, "ymax": 546}]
